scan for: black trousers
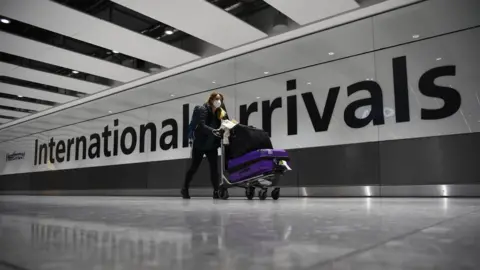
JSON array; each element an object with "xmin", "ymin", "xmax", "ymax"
[{"xmin": 183, "ymin": 146, "xmax": 219, "ymax": 190}]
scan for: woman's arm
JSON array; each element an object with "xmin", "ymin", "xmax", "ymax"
[{"xmin": 197, "ymin": 106, "xmax": 215, "ymax": 134}]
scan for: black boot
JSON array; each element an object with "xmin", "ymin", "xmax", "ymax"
[
  {"xmin": 181, "ymin": 188, "xmax": 190, "ymax": 199},
  {"xmin": 213, "ymin": 190, "xmax": 219, "ymax": 199}
]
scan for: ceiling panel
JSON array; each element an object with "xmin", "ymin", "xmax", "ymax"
[
  {"xmin": 0, "ymin": 108, "xmax": 29, "ymax": 118},
  {"xmin": 111, "ymin": 0, "xmax": 268, "ymax": 49},
  {"xmin": 0, "ymin": 82, "xmax": 76, "ymax": 103},
  {"xmin": 263, "ymin": 0, "xmax": 360, "ymax": 25},
  {"xmin": 0, "ymin": 98, "xmax": 52, "ymax": 111},
  {"xmin": 0, "ymin": 32, "xmax": 149, "ymax": 82},
  {"xmin": 0, "ymin": 0, "xmax": 200, "ymax": 68},
  {"xmin": 0, "ymin": 62, "xmax": 107, "ymax": 94}
]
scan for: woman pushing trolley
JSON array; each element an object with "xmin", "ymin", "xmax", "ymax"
[{"xmin": 182, "ymin": 91, "xmax": 291, "ymax": 200}]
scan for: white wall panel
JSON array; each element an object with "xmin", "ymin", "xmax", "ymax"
[
  {"xmin": 112, "ymin": 0, "xmax": 267, "ymax": 50},
  {"xmin": 373, "ymin": 0, "xmax": 480, "ymax": 49},
  {"xmin": 376, "ymin": 28, "xmax": 480, "ymax": 140},
  {"xmin": 99, "ymin": 57, "xmax": 237, "ymax": 112},
  {"xmin": 0, "ymin": 98, "xmax": 52, "ymax": 112},
  {"xmin": 234, "ymin": 18, "xmax": 373, "ymax": 82},
  {"xmin": 0, "ymin": 62, "xmax": 107, "ymax": 94},
  {"xmin": 263, "ymin": 0, "xmax": 359, "ymax": 25},
  {"xmin": 0, "ymin": 83, "xmax": 76, "ymax": 103},
  {"xmin": 0, "ymin": 123, "xmax": 44, "ymax": 137},
  {"xmin": 0, "ymin": 32, "xmax": 148, "ymax": 82},
  {"xmin": 50, "ymin": 109, "xmax": 150, "ymax": 170},
  {"xmin": 233, "ymin": 53, "xmax": 379, "ymax": 150},
  {"xmin": 0, "ymin": 0, "xmax": 200, "ymax": 68},
  {"xmin": 0, "ymin": 109, "xmax": 29, "ymax": 118}
]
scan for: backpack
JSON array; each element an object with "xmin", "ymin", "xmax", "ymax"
[{"xmin": 187, "ymin": 105, "xmax": 202, "ymax": 142}]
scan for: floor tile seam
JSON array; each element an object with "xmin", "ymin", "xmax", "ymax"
[{"xmin": 307, "ymin": 207, "xmax": 480, "ymax": 269}]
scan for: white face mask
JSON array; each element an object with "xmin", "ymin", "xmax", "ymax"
[{"xmin": 213, "ymin": 100, "xmax": 222, "ymax": 108}]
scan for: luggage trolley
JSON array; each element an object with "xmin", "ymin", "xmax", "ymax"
[{"xmin": 217, "ymin": 120, "xmax": 292, "ymax": 200}]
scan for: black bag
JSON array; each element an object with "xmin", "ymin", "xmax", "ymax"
[{"xmin": 227, "ymin": 124, "xmax": 273, "ymax": 159}]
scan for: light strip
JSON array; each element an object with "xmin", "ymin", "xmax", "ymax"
[
  {"xmin": 0, "ymin": 83, "xmax": 76, "ymax": 104},
  {"xmin": 0, "ymin": 31, "xmax": 149, "ymax": 82},
  {"xmin": 0, "ymin": 62, "xmax": 107, "ymax": 94},
  {"xmin": 111, "ymin": 0, "xmax": 267, "ymax": 49},
  {"xmin": 0, "ymin": 108, "xmax": 30, "ymax": 118},
  {"xmin": 0, "ymin": 98, "xmax": 52, "ymax": 112}
]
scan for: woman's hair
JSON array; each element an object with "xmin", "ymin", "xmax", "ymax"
[
  {"xmin": 207, "ymin": 91, "xmax": 224, "ymax": 105},
  {"xmin": 207, "ymin": 91, "xmax": 228, "ymax": 119}
]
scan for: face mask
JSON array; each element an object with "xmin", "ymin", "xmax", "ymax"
[{"xmin": 213, "ymin": 100, "xmax": 222, "ymax": 108}]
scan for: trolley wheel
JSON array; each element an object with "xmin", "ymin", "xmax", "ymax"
[
  {"xmin": 219, "ymin": 187, "xmax": 229, "ymax": 200},
  {"xmin": 245, "ymin": 187, "xmax": 255, "ymax": 200},
  {"xmin": 258, "ymin": 189, "xmax": 268, "ymax": 200},
  {"xmin": 271, "ymin": 188, "xmax": 280, "ymax": 200}
]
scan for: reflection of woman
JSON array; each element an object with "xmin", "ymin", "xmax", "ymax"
[{"xmin": 181, "ymin": 92, "xmax": 229, "ymax": 199}]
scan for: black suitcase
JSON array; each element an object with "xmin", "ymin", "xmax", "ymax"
[{"xmin": 226, "ymin": 124, "xmax": 273, "ymax": 159}]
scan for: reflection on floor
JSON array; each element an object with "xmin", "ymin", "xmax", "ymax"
[{"xmin": 0, "ymin": 196, "xmax": 479, "ymax": 270}]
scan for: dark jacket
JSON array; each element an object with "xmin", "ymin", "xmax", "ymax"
[{"xmin": 193, "ymin": 103, "xmax": 228, "ymax": 151}]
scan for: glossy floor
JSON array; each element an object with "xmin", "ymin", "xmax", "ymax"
[{"xmin": 0, "ymin": 196, "xmax": 479, "ymax": 270}]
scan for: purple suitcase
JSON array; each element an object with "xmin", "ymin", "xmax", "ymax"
[{"xmin": 227, "ymin": 149, "xmax": 289, "ymax": 183}]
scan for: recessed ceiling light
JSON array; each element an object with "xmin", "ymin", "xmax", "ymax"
[
  {"xmin": 108, "ymin": 111, "xmax": 112, "ymax": 114},
  {"xmin": 72, "ymin": 70, "xmax": 79, "ymax": 74},
  {"xmin": 1, "ymin": 18, "xmax": 10, "ymax": 24},
  {"xmin": 436, "ymin": 57, "xmax": 442, "ymax": 61},
  {"xmin": 165, "ymin": 29, "xmax": 174, "ymax": 35},
  {"xmin": 170, "ymin": 94, "xmax": 175, "ymax": 97},
  {"xmin": 328, "ymin": 52, "xmax": 335, "ymax": 56},
  {"xmin": 307, "ymin": 82, "xmax": 312, "ymax": 85},
  {"xmin": 212, "ymin": 81, "xmax": 216, "ymax": 84},
  {"xmin": 264, "ymin": 71, "xmax": 269, "ymax": 75},
  {"xmin": 256, "ymin": 97, "xmax": 261, "ymax": 99},
  {"xmin": 112, "ymin": 50, "xmax": 119, "ymax": 54},
  {"xmin": 17, "ymin": 95, "xmax": 23, "ymax": 98},
  {"xmin": 412, "ymin": 34, "xmax": 420, "ymax": 39}
]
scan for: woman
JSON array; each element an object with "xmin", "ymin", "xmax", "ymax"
[{"xmin": 181, "ymin": 92, "xmax": 229, "ymax": 199}]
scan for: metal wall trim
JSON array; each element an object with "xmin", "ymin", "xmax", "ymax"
[
  {"xmin": 1, "ymin": 185, "xmax": 479, "ymax": 197},
  {"xmin": 379, "ymin": 184, "xmax": 480, "ymax": 197},
  {"xmin": 298, "ymin": 186, "xmax": 380, "ymax": 197}
]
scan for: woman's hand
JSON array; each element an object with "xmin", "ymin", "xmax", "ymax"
[{"xmin": 212, "ymin": 129, "xmax": 223, "ymax": 137}]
